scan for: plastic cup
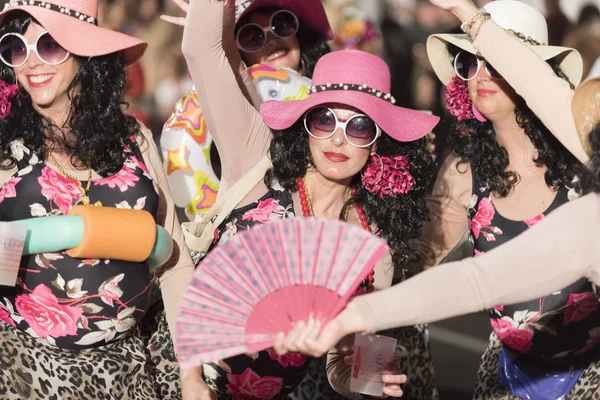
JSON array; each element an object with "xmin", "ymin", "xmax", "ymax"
[
  {"xmin": 350, "ymin": 333, "xmax": 398, "ymax": 397},
  {"xmin": 0, "ymin": 222, "xmax": 27, "ymax": 287}
]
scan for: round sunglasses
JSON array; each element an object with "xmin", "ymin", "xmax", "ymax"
[
  {"xmin": 0, "ymin": 31, "xmax": 70, "ymax": 68},
  {"xmin": 303, "ymin": 107, "xmax": 381, "ymax": 148},
  {"xmin": 236, "ymin": 10, "xmax": 299, "ymax": 53},
  {"xmin": 453, "ymin": 51, "xmax": 504, "ymax": 81}
]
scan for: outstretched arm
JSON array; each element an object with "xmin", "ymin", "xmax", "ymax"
[{"xmin": 274, "ymin": 193, "xmax": 600, "ymax": 356}]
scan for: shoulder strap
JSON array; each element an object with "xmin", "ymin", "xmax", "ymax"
[
  {"xmin": 203, "ymin": 155, "xmax": 272, "ymax": 226},
  {"xmin": 182, "ymin": 156, "xmax": 272, "ymax": 246}
]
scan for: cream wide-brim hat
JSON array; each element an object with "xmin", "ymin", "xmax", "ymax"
[
  {"xmin": 426, "ymin": 0, "xmax": 583, "ymax": 86},
  {"xmin": 572, "ymin": 77, "xmax": 600, "ymax": 157}
]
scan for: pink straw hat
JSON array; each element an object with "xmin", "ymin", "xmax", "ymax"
[
  {"xmin": 260, "ymin": 50, "xmax": 440, "ymax": 142},
  {"xmin": 235, "ymin": 0, "xmax": 333, "ymax": 41},
  {"xmin": 0, "ymin": 0, "xmax": 147, "ymax": 65}
]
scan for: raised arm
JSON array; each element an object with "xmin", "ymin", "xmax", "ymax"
[
  {"xmin": 182, "ymin": 0, "xmax": 271, "ymax": 193},
  {"xmin": 418, "ymin": 154, "xmax": 472, "ymax": 267},
  {"xmin": 473, "ymin": 21, "xmax": 589, "ymax": 164},
  {"xmin": 353, "ymin": 192, "xmax": 600, "ymax": 333}
]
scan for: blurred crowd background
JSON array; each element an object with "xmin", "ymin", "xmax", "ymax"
[
  {"xmin": 23, "ymin": 0, "xmax": 596, "ymax": 162},
  {"xmin": 1, "ymin": 0, "xmax": 596, "ymax": 160}
]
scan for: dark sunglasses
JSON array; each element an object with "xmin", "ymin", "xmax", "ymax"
[
  {"xmin": 303, "ymin": 107, "xmax": 381, "ymax": 148},
  {"xmin": 453, "ymin": 51, "xmax": 503, "ymax": 81},
  {"xmin": 236, "ymin": 10, "xmax": 299, "ymax": 53}
]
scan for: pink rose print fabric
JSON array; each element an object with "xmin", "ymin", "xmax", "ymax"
[
  {"xmin": 468, "ymin": 172, "xmax": 600, "ymax": 360},
  {"xmin": 0, "ymin": 138, "xmax": 158, "ymax": 349},
  {"xmin": 0, "ymin": 176, "xmax": 20, "ymax": 204},
  {"xmin": 242, "ymin": 198, "xmax": 291, "ymax": 223},
  {"xmin": 490, "ymin": 313, "xmax": 534, "ymax": 353},
  {"xmin": 95, "ymin": 165, "xmax": 140, "ymax": 192},
  {"xmin": 38, "ymin": 166, "xmax": 82, "ymax": 215},
  {"xmin": 267, "ymin": 349, "xmax": 307, "ymax": 368},
  {"xmin": 564, "ymin": 292, "xmax": 599, "ymax": 325},
  {"xmin": 16, "ymin": 284, "xmax": 83, "ymax": 338},
  {"xmin": 226, "ymin": 368, "xmax": 283, "ymax": 399}
]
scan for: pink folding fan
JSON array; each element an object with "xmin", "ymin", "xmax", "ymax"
[{"xmin": 176, "ymin": 217, "xmax": 389, "ymax": 370}]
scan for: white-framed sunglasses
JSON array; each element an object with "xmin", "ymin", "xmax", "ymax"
[
  {"xmin": 236, "ymin": 9, "xmax": 299, "ymax": 53},
  {"xmin": 0, "ymin": 31, "xmax": 70, "ymax": 68},
  {"xmin": 303, "ymin": 106, "xmax": 381, "ymax": 148},
  {"xmin": 453, "ymin": 50, "xmax": 503, "ymax": 81}
]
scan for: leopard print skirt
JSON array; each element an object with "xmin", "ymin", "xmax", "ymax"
[
  {"xmin": 474, "ymin": 333, "xmax": 600, "ymax": 400},
  {"xmin": 0, "ymin": 281, "xmax": 181, "ymax": 400},
  {"xmin": 0, "ymin": 320, "xmax": 158, "ymax": 400}
]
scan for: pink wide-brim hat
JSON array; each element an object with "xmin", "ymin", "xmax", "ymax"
[
  {"xmin": 260, "ymin": 50, "xmax": 440, "ymax": 142},
  {"xmin": 0, "ymin": 0, "xmax": 147, "ymax": 65},
  {"xmin": 235, "ymin": 0, "xmax": 333, "ymax": 41}
]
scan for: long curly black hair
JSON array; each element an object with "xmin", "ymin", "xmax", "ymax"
[
  {"xmin": 236, "ymin": 7, "xmax": 330, "ymax": 78},
  {"xmin": 265, "ymin": 119, "xmax": 435, "ymax": 279},
  {"xmin": 0, "ymin": 12, "xmax": 140, "ymax": 176},
  {"xmin": 446, "ymin": 47, "xmax": 580, "ymax": 197},
  {"xmin": 580, "ymin": 123, "xmax": 600, "ymax": 194}
]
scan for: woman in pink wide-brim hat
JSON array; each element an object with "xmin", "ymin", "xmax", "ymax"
[
  {"xmin": 0, "ymin": 1, "xmax": 195, "ymax": 399},
  {"xmin": 174, "ymin": 3, "xmax": 441, "ymax": 399}
]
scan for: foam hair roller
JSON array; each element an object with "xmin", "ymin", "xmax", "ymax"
[{"xmin": 13, "ymin": 206, "xmax": 173, "ymax": 272}]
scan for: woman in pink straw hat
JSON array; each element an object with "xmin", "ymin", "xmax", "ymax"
[
  {"xmin": 175, "ymin": 1, "xmax": 440, "ymax": 399},
  {"xmin": 162, "ymin": 1, "xmax": 344, "ymax": 398},
  {"xmin": 0, "ymin": 0, "xmax": 195, "ymax": 399},
  {"xmin": 274, "ymin": 73, "xmax": 600, "ymax": 399}
]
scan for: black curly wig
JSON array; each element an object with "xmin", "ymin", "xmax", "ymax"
[
  {"xmin": 0, "ymin": 12, "xmax": 140, "ymax": 176},
  {"xmin": 580, "ymin": 123, "xmax": 600, "ymax": 194},
  {"xmin": 235, "ymin": 7, "xmax": 330, "ymax": 78},
  {"xmin": 446, "ymin": 47, "xmax": 581, "ymax": 197},
  {"xmin": 265, "ymin": 119, "xmax": 436, "ymax": 279}
]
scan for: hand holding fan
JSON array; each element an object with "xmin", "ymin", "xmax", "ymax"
[{"xmin": 176, "ymin": 218, "xmax": 388, "ymax": 370}]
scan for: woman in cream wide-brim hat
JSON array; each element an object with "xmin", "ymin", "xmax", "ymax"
[{"xmin": 419, "ymin": 0, "xmax": 598, "ymax": 398}]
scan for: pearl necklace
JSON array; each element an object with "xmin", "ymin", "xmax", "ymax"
[{"xmin": 296, "ymin": 177, "xmax": 375, "ymax": 293}]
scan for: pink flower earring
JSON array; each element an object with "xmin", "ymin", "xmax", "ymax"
[
  {"xmin": 445, "ymin": 75, "xmax": 487, "ymax": 122},
  {"xmin": 361, "ymin": 154, "xmax": 415, "ymax": 198},
  {"xmin": 0, "ymin": 80, "xmax": 19, "ymax": 119}
]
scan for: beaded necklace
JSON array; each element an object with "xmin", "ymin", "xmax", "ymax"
[{"xmin": 296, "ymin": 177, "xmax": 375, "ymax": 293}]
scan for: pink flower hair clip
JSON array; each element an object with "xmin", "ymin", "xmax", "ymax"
[
  {"xmin": 445, "ymin": 75, "xmax": 486, "ymax": 122},
  {"xmin": 361, "ymin": 154, "xmax": 415, "ymax": 198},
  {"xmin": 0, "ymin": 80, "xmax": 19, "ymax": 119}
]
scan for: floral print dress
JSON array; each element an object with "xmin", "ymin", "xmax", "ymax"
[
  {"xmin": 468, "ymin": 171, "xmax": 600, "ymax": 398},
  {"xmin": 0, "ymin": 139, "xmax": 164, "ymax": 399},
  {"xmin": 197, "ymin": 185, "xmax": 437, "ymax": 400}
]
